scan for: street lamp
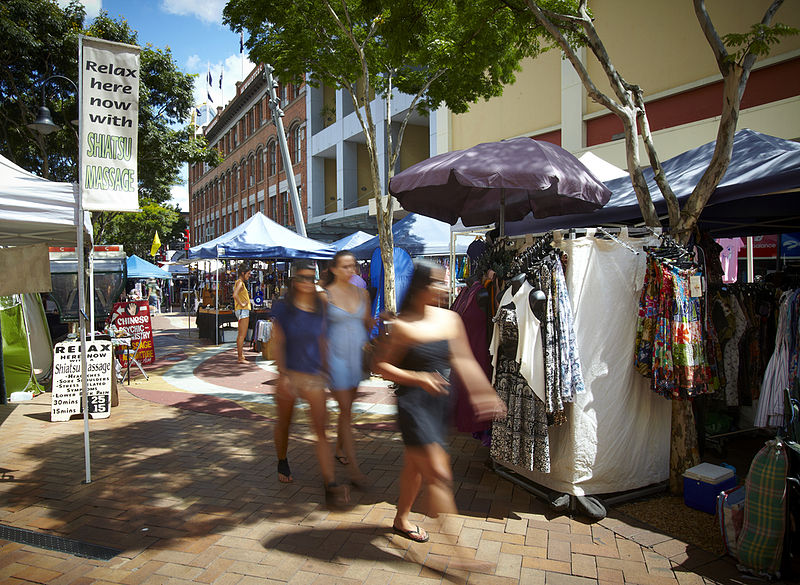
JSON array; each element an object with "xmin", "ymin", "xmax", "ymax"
[
  {"xmin": 27, "ymin": 106, "xmax": 60, "ymax": 135},
  {"xmin": 27, "ymin": 74, "xmax": 79, "ymax": 137}
]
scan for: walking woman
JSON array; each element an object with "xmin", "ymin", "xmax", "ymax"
[
  {"xmin": 322, "ymin": 250, "xmax": 371, "ymax": 486},
  {"xmin": 271, "ymin": 260, "xmax": 349, "ymax": 507},
  {"xmin": 233, "ymin": 265, "xmax": 252, "ymax": 364},
  {"xmin": 374, "ymin": 260, "xmax": 506, "ymax": 546}
]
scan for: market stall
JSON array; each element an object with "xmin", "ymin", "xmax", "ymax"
[
  {"xmin": 188, "ymin": 212, "xmax": 336, "ymax": 344},
  {"xmin": 390, "ymin": 130, "xmax": 800, "ymax": 521}
]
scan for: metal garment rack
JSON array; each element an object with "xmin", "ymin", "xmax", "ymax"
[{"xmin": 448, "ymin": 226, "xmax": 493, "ymax": 306}]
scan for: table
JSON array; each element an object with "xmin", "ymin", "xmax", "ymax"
[{"xmin": 196, "ymin": 309, "xmax": 237, "ymax": 344}]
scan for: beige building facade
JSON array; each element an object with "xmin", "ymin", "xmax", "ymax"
[{"xmin": 446, "ymin": 0, "xmax": 800, "ymax": 167}]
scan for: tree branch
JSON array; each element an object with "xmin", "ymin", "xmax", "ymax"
[
  {"xmin": 693, "ymin": 0, "xmax": 729, "ymax": 73},
  {"xmin": 632, "ymin": 88, "xmax": 679, "ymax": 228},
  {"xmin": 388, "ymin": 69, "xmax": 445, "ymax": 175},
  {"xmin": 524, "ymin": 1, "xmax": 625, "ymax": 118}
]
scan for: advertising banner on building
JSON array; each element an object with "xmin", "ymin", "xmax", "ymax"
[
  {"xmin": 79, "ymin": 36, "xmax": 141, "ymax": 211},
  {"xmin": 110, "ymin": 300, "xmax": 155, "ymax": 365}
]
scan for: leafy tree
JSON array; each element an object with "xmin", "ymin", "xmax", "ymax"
[
  {"xmin": 0, "ymin": 0, "xmax": 84, "ymax": 181},
  {"xmin": 516, "ymin": 0, "xmax": 796, "ymax": 493},
  {"xmin": 224, "ymin": 0, "xmax": 543, "ymax": 311},
  {"xmin": 102, "ymin": 201, "xmax": 181, "ymax": 258},
  {"xmin": 0, "ymin": 1, "xmax": 221, "ymax": 252}
]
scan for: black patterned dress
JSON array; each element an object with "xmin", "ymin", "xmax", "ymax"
[{"xmin": 490, "ymin": 305, "xmax": 551, "ymax": 473}]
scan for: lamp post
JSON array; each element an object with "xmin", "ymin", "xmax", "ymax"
[{"xmin": 28, "ymin": 73, "xmax": 94, "ymax": 484}]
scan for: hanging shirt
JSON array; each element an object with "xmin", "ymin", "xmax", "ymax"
[
  {"xmin": 490, "ymin": 280, "xmax": 545, "ymax": 403},
  {"xmin": 717, "ymin": 237, "xmax": 745, "ymax": 283}
]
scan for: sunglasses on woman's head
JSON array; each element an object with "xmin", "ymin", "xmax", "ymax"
[{"xmin": 294, "ymin": 274, "xmax": 315, "ymax": 283}]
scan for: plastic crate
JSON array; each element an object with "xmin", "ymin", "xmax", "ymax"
[{"xmin": 683, "ymin": 463, "xmax": 737, "ymax": 514}]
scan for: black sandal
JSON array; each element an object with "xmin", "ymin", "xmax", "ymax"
[{"xmin": 277, "ymin": 458, "xmax": 292, "ymax": 483}]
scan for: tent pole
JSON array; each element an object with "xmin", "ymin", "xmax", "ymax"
[
  {"xmin": 75, "ymin": 182, "xmax": 92, "ymax": 484},
  {"xmin": 215, "ymin": 249, "xmax": 219, "ymax": 345},
  {"xmin": 499, "ymin": 191, "xmax": 505, "ymax": 238},
  {"xmin": 19, "ymin": 294, "xmax": 41, "ymax": 394},
  {"xmin": 88, "ymin": 247, "xmax": 95, "ymax": 341},
  {"xmin": 746, "ymin": 236, "xmax": 754, "ymax": 283}
]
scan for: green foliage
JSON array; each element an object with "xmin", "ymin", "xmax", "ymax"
[
  {"xmin": 223, "ymin": 0, "xmax": 545, "ymax": 115},
  {"xmin": 0, "ymin": 1, "xmax": 221, "ymax": 254},
  {"xmin": 0, "ymin": 0, "xmax": 84, "ymax": 181},
  {"xmin": 722, "ymin": 22, "xmax": 798, "ymax": 64},
  {"xmin": 98, "ymin": 200, "xmax": 182, "ymax": 258}
]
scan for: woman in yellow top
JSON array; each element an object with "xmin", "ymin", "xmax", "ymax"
[{"xmin": 234, "ymin": 264, "xmax": 252, "ymax": 364}]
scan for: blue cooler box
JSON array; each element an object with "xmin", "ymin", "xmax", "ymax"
[{"xmin": 683, "ymin": 462, "xmax": 737, "ymax": 514}]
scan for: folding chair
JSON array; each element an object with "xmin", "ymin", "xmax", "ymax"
[{"xmin": 120, "ymin": 338, "xmax": 150, "ymax": 384}]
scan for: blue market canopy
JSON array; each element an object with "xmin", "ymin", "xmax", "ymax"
[
  {"xmin": 350, "ymin": 213, "xmax": 471, "ymax": 260},
  {"xmin": 188, "ymin": 212, "xmax": 336, "ymax": 260},
  {"xmin": 506, "ymin": 129, "xmax": 800, "ymax": 237},
  {"xmin": 126, "ymin": 255, "xmax": 172, "ymax": 279},
  {"xmin": 331, "ymin": 230, "xmax": 374, "ymax": 251}
]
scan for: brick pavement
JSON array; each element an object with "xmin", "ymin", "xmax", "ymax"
[{"xmin": 0, "ymin": 314, "xmax": 766, "ymax": 584}]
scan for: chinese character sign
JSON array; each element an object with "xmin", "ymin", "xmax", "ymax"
[{"xmin": 110, "ymin": 300, "xmax": 155, "ymax": 365}]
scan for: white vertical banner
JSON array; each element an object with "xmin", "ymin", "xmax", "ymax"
[{"xmin": 79, "ymin": 36, "xmax": 141, "ymax": 211}]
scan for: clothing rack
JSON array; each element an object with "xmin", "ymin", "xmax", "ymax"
[{"xmin": 511, "ymin": 231, "xmax": 554, "ymax": 274}]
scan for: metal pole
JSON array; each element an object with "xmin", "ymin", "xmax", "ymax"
[
  {"xmin": 264, "ymin": 65, "xmax": 306, "ymax": 237},
  {"xmin": 77, "ymin": 37, "xmax": 91, "ymax": 484},
  {"xmin": 88, "ymin": 248, "xmax": 95, "ymax": 341},
  {"xmin": 215, "ymin": 249, "xmax": 219, "ymax": 345},
  {"xmin": 746, "ymin": 236, "xmax": 754, "ymax": 283}
]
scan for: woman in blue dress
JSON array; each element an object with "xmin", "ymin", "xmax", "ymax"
[{"xmin": 322, "ymin": 250, "xmax": 372, "ymax": 486}]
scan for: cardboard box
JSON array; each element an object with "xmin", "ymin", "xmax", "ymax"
[{"xmin": 683, "ymin": 462, "xmax": 737, "ymax": 514}]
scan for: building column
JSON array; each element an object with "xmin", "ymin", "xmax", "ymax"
[{"xmin": 561, "ymin": 46, "xmax": 586, "ymax": 152}]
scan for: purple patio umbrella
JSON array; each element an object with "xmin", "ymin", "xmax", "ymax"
[{"xmin": 389, "ymin": 137, "xmax": 612, "ymax": 232}]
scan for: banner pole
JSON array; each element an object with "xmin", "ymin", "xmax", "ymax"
[{"xmin": 77, "ymin": 38, "xmax": 91, "ymax": 484}]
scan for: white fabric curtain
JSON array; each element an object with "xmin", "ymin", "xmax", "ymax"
[{"xmin": 505, "ymin": 233, "xmax": 671, "ymax": 495}]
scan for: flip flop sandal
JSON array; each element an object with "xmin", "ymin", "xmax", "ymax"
[
  {"xmin": 392, "ymin": 524, "xmax": 429, "ymax": 543},
  {"xmin": 335, "ymin": 454, "xmax": 350, "ymax": 465},
  {"xmin": 277, "ymin": 458, "xmax": 292, "ymax": 483}
]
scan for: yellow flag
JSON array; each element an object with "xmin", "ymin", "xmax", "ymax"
[{"xmin": 150, "ymin": 232, "xmax": 161, "ymax": 256}]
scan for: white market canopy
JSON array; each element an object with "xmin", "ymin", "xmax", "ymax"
[{"xmin": 0, "ymin": 154, "xmax": 92, "ymax": 246}]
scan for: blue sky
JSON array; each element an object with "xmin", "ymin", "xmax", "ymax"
[{"xmin": 65, "ymin": 0, "xmax": 255, "ymax": 211}]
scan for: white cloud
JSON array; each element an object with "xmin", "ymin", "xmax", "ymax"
[
  {"xmin": 188, "ymin": 52, "xmax": 256, "ymax": 126},
  {"xmin": 160, "ymin": 0, "xmax": 227, "ymax": 25},
  {"xmin": 170, "ymin": 182, "xmax": 189, "ymax": 213},
  {"xmin": 59, "ymin": 0, "xmax": 102, "ymax": 19},
  {"xmin": 185, "ymin": 54, "xmax": 202, "ymax": 72}
]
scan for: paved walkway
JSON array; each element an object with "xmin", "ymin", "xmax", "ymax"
[{"xmin": 0, "ymin": 313, "xmax": 765, "ymax": 584}]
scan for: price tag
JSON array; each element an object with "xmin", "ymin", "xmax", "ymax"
[{"xmin": 689, "ymin": 275, "xmax": 703, "ymax": 297}]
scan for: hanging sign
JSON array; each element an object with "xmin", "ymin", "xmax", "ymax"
[
  {"xmin": 110, "ymin": 300, "xmax": 156, "ymax": 365},
  {"xmin": 51, "ymin": 340, "xmax": 113, "ymax": 422},
  {"xmin": 79, "ymin": 36, "xmax": 141, "ymax": 212}
]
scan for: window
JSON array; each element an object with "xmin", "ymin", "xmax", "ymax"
[
  {"xmin": 240, "ymin": 159, "xmax": 247, "ymax": 191},
  {"xmin": 250, "ymin": 203, "xmax": 255, "ymax": 217},
  {"xmin": 268, "ymin": 142, "xmax": 277, "ymax": 176},
  {"xmin": 248, "ymin": 110, "xmax": 254, "ymax": 135},
  {"xmin": 281, "ymin": 191, "xmax": 289, "ymax": 226},
  {"xmin": 291, "ymin": 125, "xmax": 302, "ymax": 163},
  {"xmin": 269, "ymin": 195, "xmax": 276, "ymax": 219},
  {"xmin": 256, "ymin": 102, "xmax": 262, "ymax": 125},
  {"xmin": 256, "ymin": 148, "xmax": 263, "ymax": 182},
  {"xmin": 232, "ymin": 127, "xmax": 238, "ymax": 148},
  {"xmin": 260, "ymin": 200, "xmax": 265, "ymax": 214},
  {"xmin": 231, "ymin": 166, "xmax": 238, "ymax": 194},
  {"xmin": 248, "ymin": 154, "xmax": 255, "ymax": 187}
]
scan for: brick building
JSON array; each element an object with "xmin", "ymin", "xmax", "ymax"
[{"xmin": 188, "ymin": 65, "xmax": 307, "ymax": 246}]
